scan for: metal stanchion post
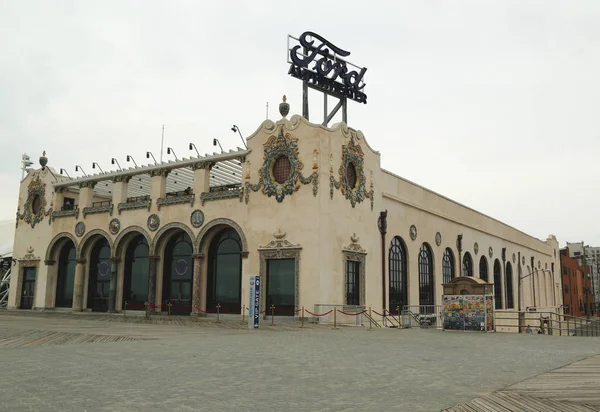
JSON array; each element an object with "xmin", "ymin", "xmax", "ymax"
[
  {"xmin": 144, "ymin": 301, "xmax": 149, "ymax": 319},
  {"xmin": 241, "ymin": 305, "xmax": 245, "ymax": 324},
  {"xmin": 168, "ymin": 303, "xmax": 172, "ymax": 321},
  {"xmin": 124, "ymin": 301, "xmax": 127, "ymax": 317},
  {"xmin": 301, "ymin": 306, "xmax": 305, "ymax": 328},
  {"xmin": 369, "ymin": 306, "xmax": 372, "ymax": 331},
  {"xmin": 333, "ymin": 308, "xmax": 338, "ymax": 329},
  {"xmin": 397, "ymin": 306, "xmax": 400, "ymax": 329},
  {"xmin": 216, "ymin": 304, "xmax": 221, "ymax": 323},
  {"xmin": 270, "ymin": 305, "xmax": 275, "ymax": 326}
]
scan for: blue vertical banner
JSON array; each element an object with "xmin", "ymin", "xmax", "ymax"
[
  {"xmin": 248, "ymin": 276, "xmax": 255, "ymax": 329},
  {"xmin": 248, "ymin": 276, "xmax": 261, "ymax": 329},
  {"xmin": 253, "ymin": 276, "xmax": 261, "ymax": 329}
]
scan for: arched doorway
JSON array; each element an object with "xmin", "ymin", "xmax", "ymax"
[
  {"xmin": 162, "ymin": 232, "xmax": 193, "ymax": 315},
  {"xmin": 123, "ymin": 235, "xmax": 150, "ymax": 307},
  {"xmin": 389, "ymin": 236, "xmax": 407, "ymax": 311},
  {"xmin": 207, "ymin": 228, "xmax": 242, "ymax": 313},
  {"xmin": 88, "ymin": 239, "xmax": 110, "ymax": 312},
  {"xmin": 506, "ymin": 262, "xmax": 514, "ymax": 309},
  {"xmin": 56, "ymin": 241, "xmax": 76, "ymax": 308}
]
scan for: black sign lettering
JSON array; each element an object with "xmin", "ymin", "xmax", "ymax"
[{"xmin": 288, "ymin": 31, "xmax": 368, "ymax": 104}]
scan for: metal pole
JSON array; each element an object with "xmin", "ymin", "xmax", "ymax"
[
  {"xmin": 124, "ymin": 301, "xmax": 127, "ymax": 317},
  {"xmin": 216, "ymin": 304, "xmax": 221, "ymax": 323},
  {"xmin": 168, "ymin": 303, "xmax": 172, "ymax": 321},
  {"xmin": 301, "ymin": 307, "xmax": 305, "ymax": 328},
  {"xmin": 270, "ymin": 305, "xmax": 275, "ymax": 326},
  {"xmin": 241, "ymin": 304, "xmax": 245, "ymax": 324},
  {"xmin": 333, "ymin": 309, "xmax": 337, "ymax": 329}
]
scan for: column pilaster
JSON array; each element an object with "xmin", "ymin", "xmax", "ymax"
[
  {"xmin": 192, "ymin": 254, "xmax": 205, "ymax": 316},
  {"xmin": 108, "ymin": 257, "xmax": 121, "ymax": 312},
  {"xmin": 72, "ymin": 259, "xmax": 86, "ymax": 312},
  {"xmin": 148, "ymin": 255, "xmax": 160, "ymax": 312}
]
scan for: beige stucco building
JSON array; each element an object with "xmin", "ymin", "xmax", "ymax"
[{"xmin": 8, "ymin": 100, "xmax": 562, "ymax": 327}]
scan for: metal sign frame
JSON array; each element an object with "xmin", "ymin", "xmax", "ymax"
[{"xmin": 287, "ymin": 32, "xmax": 367, "ymax": 127}]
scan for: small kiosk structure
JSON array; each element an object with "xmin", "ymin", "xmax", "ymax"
[{"xmin": 442, "ymin": 277, "xmax": 494, "ymax": 332}]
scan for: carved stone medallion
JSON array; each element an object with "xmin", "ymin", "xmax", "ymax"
[
  {"xmin": 522, "ymin": 256, "xmax": 525, "ymax": 265},
  {"xmin": 109, "ymin": 218, "xmax": 121, "ymax": 235},
  {"xmin": 75, "ymin": 221, "xmax": 86, "ymax": 237},
  {"xmin": 435, "ymin": 232, "xmax": 442, "ymax": 246},
  {"xmin": 512, "ymin": 253, "xmax": 516, "ymax": 263},
  {"xmin": 409, "ymin": 225, "xmax": 417, "ymax": 241},
  {"xmin": 474, "ymin": 242, "xmax": 479, "ymax": 255},
  {"xmin": 190, "ymin": 209, "xmax": 204, "ymax": 228},
  {"xmin": 147, "ymin": 214, "xmax": 160, "ymax": 232},
  {"xmin": 488, "ymin": 247, "xmax": 493, "ymax": 259}
]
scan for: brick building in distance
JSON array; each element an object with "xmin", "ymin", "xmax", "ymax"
[{"xmin": 560, "ymin": 247, "xmax": 594, "ymax": 318}]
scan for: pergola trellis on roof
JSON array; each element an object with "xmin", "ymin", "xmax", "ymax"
[{"xmin": 53, "ymin": 148, "xmax": 248, "ymax": 199}]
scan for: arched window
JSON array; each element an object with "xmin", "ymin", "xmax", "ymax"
[
  {"xmin": 462, "ymin": 252, "xmax": 473, "ymax": 277},
  {"xmin": 493, "ymin": 259, "xmax": 502, "ymax": 309},
  {"xmin": 442, "ymin": 248, "xmax": 455, "ymax": 284},
  {"xmin": 418, "ymin": 243, "xmax": 434, "ymax": 306},
  {"xmin": 163, "ymin": 232, "xmax": 194, "ymax": 315},
  {"xmin": 123, "ymin": 235, "xmax": 149, "ymax": 306},
  {"xmin": 389, "ymin": 237, "xmax": 407, "ymax": 311},
  {"xmin": 56, "ymin": 241, "xmax": 76, "ymax": 308},
  {"xmin": 506, "ymin": 262, "xmax": 514, "ymax": 309},
  {"xmin": 479, "ymin": 256, "xmax": 488, "ymax": 282},
  {"xmin": 88, "ymin": 239, "xmax": 110, "ymax": 312},
  {"xmin": 208, "ymin": 228, "xmax": 242, "ymax": 312}
]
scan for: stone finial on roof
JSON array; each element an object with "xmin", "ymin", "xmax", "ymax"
[{"xmin": 279, "ymin": 95, "xmax": 290, "ymax": 118}]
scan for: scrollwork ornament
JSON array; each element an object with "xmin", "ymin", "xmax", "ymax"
[
  {"xmin": 16, "ymin": 174, "xmax": 52, "ymax": 228},
  {"xmin": 245, "ymin": 126, "xmax": 318, "ymax": 203}
]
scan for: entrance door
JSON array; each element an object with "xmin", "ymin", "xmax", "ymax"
[
  {"xmin": 163, "ymin": 233, "xmax": 193, "ymax": 316},
  {"xmin": 266, "ymin": 259, "xmax": 296, "ymax": 316},
  {"xmin": 20, "ymin": 267, "xmax": 36, "ymax": 309},
  {"xmin": 89, "ymin": 240, "xmax": 111, "ymax": 312}
]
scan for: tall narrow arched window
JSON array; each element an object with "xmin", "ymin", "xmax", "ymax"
[
  {"xmin": 506, "ymin": 262, "xmax": 514, "ymax": 309},
  {"xmin": 418, "ymin": 243, "xmax": 434, "ymax": 306},
  {"xmin": 479, "ymin": 256, "xmax": 488, "ymax": 282},
  {"xmin": 88, "ymin": 239, "xmax": 110, "ymax": 312},
  {"xmin": 442, "ymin": 248, "xmax": 455, "ymax": 284},
  {"xmin": 462, "ymin": 252, "xmax": 473, "ymax": 277},
  {"xmin": 56, "ymin": 240, "xmax": 76, "ymax": 308},
  {"xmin": 389, "ymin": 237, "xmax": 407, "ymax": 311},
  {"xmin": 493, "ymin": 259, "xmax": 502, "ymax": 309}
]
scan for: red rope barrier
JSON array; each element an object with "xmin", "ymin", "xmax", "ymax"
[
  {"xmin": 337, "ymin": 309, "xmax": 367, "ymax": 316},
  {"xmin": 305, "ymin": 309, "xmax": 333, "ymax": 317},
  {"xmin": 373, "ymin": 310, "xmax": 388, "ymax": 317},
  {"xmin": 193, "ymin": 306, "xmax": 208, "ymax": 313}
]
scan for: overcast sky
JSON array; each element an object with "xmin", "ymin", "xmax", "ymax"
[{"xmin": 1, "ymin": 1, "xmax": 599, "ymax": 248}]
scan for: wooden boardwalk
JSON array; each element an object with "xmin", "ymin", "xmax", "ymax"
[{"xmin": 445, "ymin": 355, "xmax": 600, "ymax": 411}]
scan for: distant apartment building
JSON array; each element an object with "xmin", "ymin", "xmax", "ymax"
[
  {"xmin": 560, "ymin": 247, "xmax": 594, "ymax": 317},
  {"xmin": 566, "ymin": 242, "xmax": 600, "ymax": 313}
]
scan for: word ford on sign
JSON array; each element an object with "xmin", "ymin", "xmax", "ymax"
[{"xmin": 288, "ymin": 31, "xmax": 368, "ymax": 104}]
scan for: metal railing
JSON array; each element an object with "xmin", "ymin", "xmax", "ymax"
[
  {"xmin": 126, "ymin": 195, "xmax": 150, "ymax": 203},
  {"xmin": 210, "ymin": 184, "xmax": 242, "ymax": 193},
  {"xmin": 313, "ymin": 304, "xmax": 366, "ymax": 326},
  {"xmin": 494, "ymin": 310, "xmax": 600, "ymax": 336},
  {"xmin": 401, "ymin": 305, "xmax": 443, "ymax": 329},
  {"xmin": 91, "ymin": 200, "xmax": 112, "ymax": 207},
  {"xmin": 166, "ymin": 190, "xmax": 193, "ymax": 197},
  {"xmin": 61, "ymin": 204, "xmax": 77, "ymax": 211}
]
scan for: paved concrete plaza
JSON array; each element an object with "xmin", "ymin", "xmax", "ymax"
[{"xmin": 1, "ymin": 311, "xmax": 600, "ymax": 412}]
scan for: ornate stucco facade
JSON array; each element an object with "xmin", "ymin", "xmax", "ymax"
[{"xmin": 8, "ymin": 104, "xmax": 562, "ymax": 325}]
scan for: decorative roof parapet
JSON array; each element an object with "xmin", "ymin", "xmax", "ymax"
[
  {"xmin": 117, "ymin": 199, "xmax": 152, "ymax": 214},
  {"xmin": 53, "ymin": 149, "xmax": 250, "ymax": 189},
  {"xmin": 156, "ymin": 194, "xmax": 195, "ymax": 210},
  {"xmin": 82, "ymin": 204, "xmax": 113, "ymax": 218},
  {"xmin": 200, "ymin": 188, "xmax": 243, "ymax": 205}
]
